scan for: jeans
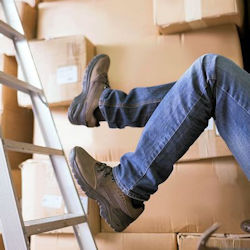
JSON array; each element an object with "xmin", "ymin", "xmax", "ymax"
[{"xmin": 99, "ymin": 54, "xmax": 250, "ymax": 201}]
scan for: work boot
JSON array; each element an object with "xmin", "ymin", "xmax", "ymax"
[
  {"xmin": 69, "ymin": 146, "xmax": 144, "ymax": 232},
  {"xmin": 68, "ymin": 54, "xmax": 110, "ymax": 127},
  {"xmin": 241, "ymin": 220, "xmax": 250, "ymax": 233}
]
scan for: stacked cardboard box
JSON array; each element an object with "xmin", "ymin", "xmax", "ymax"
[
  {"xmin": 31, "ymin": 233, "xmax": 177, "ymax": 250},
  {"xmin": 153, "ymin": 0, "xmax": 244, "ymax": 34},
  {"xmin": 178, "ymin": 233, "xmax": 250, "ymax": 250},
  {"xmin": 21, "ymin": 159, "xmax": 91, "ymax": 234},
  {"xmin": 22, "ymin": 0, "xmax": 250, "ymax": 249},
  {"xmin": 18, "ymin": 35, "xmax": 95, "ymax": 107}
]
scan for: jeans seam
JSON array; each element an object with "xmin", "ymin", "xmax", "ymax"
[
  {"xmin": 216, "ymin": 85, "xmax": 250, "ymax": 116},
  {"xmin": 128, "ymin": 91, "xmax": 206, "ymax": 191},
  {"xmin": 99, "ymin": 99, "xmax": 163, "ymax": 108}
]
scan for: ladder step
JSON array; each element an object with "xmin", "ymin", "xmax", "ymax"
[
  {"xmin": 24, "ymin": 214, "xmax": 86, "ymax": 236},
  {"xmin": 0, "ymin": 71, "xmax": 43, "ymax": 95},
  {"xmin": 0, "ymin": 20, "xmax": 24, "ymax": 41},
  {"xmin": 3, "ymin": 139, "xmax": 64, "ymax": 156}
]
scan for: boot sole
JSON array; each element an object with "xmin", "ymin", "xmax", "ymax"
[
  {"xmin": 68, "ymin": 54, "xmax": 108, "ymax": 126},
  {"xmin": 69, "ymin": 148, "xmax": 134, "ymax": 232}
]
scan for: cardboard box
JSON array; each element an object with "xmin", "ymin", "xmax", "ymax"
[
  {"xmin": 31, "ymin": 233, "xmax": 177, "ymax": 250},
  {"xmin": 154, "ymin": 0, "xmax": 244, "ymax": 34},
  {"xmin": 37, "ymin": 0, "xmax": 157, "ymax": 43},
  {"xmin": 101, "ymin": 157, "xmax": 250, "ymax": 234},
  {"xmin": 21, "ymin": 159, "xmax": 99, "ymax": 234},
  {"xmin": 33, "ymin": 25, "xmax": 242, "ymax": 163},
  {"xmin": 0, "ymin": 55, "xmax": 33, "ymax": 169},
  {"xmin": 177, "ymin": 233, "xmax": 250, "ymax": 250},
  {"xmin": 18, "ymin": 35, "xmax": 95, "ymax": 107},
  {"xmin": 95, "ymin": 233, "xmax": 177, "ymax": 250},
  {"xmin": 0, "ymin": 2, "xmax": 37, "ymax": 55},
  {"xmin": 31, "ymin": 234, "xmax": 79, "ymax": 250}
]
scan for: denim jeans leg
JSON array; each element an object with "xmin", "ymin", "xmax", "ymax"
[
  {"xmin": 111, "ymin": 54, "xmax": 250, "ymax": 201},
  {"xmin": 99, "ymin": 82, "xmax": 176, "ymax": 128}
]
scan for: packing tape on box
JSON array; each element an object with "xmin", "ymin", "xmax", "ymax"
[{"xmin": 184, "ymin": 0, "xmax": 207, "ymax": 29}]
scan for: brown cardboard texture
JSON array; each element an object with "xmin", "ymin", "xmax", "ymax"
[
  {"xmin": 0, "ymin": 2, "xmax": 37, "ymax": 55},
  {"xmin": 154, "ymin": 0, "xmax": 244, "ymax": 34},
  {"xmin": 37, "ymin": 0, "xmax": 157, "ymax": 43},
  {"xmin": 0, "ymin": 55, "xmax": 33, "ymax": 169},
  {"xmin": 21, "ymin": 159, "xmax": 100, "ymax": 234},
  {"xmin": 101, "ymin": 157, "xmax": 250, "ymax": 234},
  {"xmin": 178, "ymin": 233, "xmax": 250, "ymax": 250},
  {"xmin": 0, "ymin": 236, "xmax": 4, "ymax": 250},
  {"xmin": 31, "ymin": 233, "xmax": 177, "ymax": 250},
  {"xmin": 33, "ymin": 25, "xmax": 242, "ymax": 162},
  {"xmin": 12, "ymin": 169, "xmax": 22, "ymax": 200},
  {"xmin": 0, "ymin": 55, "xmax": 18, "ymax": 111},
  {"xmin": 18, "ymin": 35, "xmax": 95, "ymax": 107}
]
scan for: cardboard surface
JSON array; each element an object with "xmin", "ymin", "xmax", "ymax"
[
  {"xmin": 30, "ymin": 233, "xmax": 177, "ymax": 250},
  {"xmin": 21, "ymin": 159, "xmax": 99, "ymax": 234},
  {"xmin": 18, "ymin": 35, "xmax": 95, "ymax": 107},
  {"xmin": 37, "ymin": 0, "xmax": 158, "ymax": 43},
  {"xmin": 154, "ymin": 0, "xmax": 244, "ymax": 34},
  {"xmin": 33, "ymin": 25, "xmax": 242, "ymax": 162},
  {"xmin": 0, "ymin": 55, "xmax": 33, "ymax": 169},
  {"xmin": 95, "ymin": 233, "xmax": 177, "ymax": 250},
  {"xmin": 31, "ymin": 234, "xmax": 79, "ymax": 250},
  {"xmin": 12, "ymin": 169, "xmax": 22, "ymax": 200},
  {"xmin": 0, "ymin": 236, "xmax": 4, "ymax": 250},
  {"xmin": 0, "ymin": 2, "xmax": 37, "ymax": 55},
  {"xmin": 101, "ymin": 157, "xmax": 250, "ymax": 234},
  {"xmin": 178, "ymin": 233, "xmax": 250, "ymax": 250}
]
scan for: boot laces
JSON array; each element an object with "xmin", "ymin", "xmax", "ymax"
[
  {"xmin": 94, "ymin": 73, "xmax": 110, "ymax": 88},
  {"xmin": 96, "ymin": 162, "xmax": 114, "ymax": 181}
]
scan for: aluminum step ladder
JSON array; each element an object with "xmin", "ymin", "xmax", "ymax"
[{"xmin": 0, "ymin": 1, "xmax": 97, "ymax": 249}]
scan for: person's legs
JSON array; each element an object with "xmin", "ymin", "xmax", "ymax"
[
  {"xmin": 112, "ymin": 53, "xmax": 250, "ymax": 202},
  {"xmin": 98, "ymin": 82, "xmax": 175, "ymax": 128},
  {"xmin": 69, "ymin": 53, "xmax": 250, "ymax": 232}
]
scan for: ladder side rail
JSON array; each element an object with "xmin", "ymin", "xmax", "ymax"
[{"xmin": 0, "ymin": 133, "xmax": 29, "ymax": 250}]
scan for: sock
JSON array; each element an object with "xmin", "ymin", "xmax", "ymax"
[
  {"xmin": 131, "ymin": 198, "xmax": 144, "ymax": 208},
  {"xmin": 94, "ymin": 107, "xmax": 105, "ymax": 121}
]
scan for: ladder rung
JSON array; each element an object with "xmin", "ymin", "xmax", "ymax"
[
  {"xmin": 3, "ymin": 139, "xmax": 64, "ymax": 156},
  {"xmin": 0, "ymin": 20, "xmax": 24, "ymax": 41},
  {"xmin": 24, "ymin": 214, "xmax": 86, "ymax": 236},
  {"xmin": 0, "ymin": 71, "xmax": 43, "ymax": 95}
]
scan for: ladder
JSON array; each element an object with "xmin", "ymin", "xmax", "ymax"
[{"xmin": 0, "ymin": 1, "xmax": 97, "ymax": 249}]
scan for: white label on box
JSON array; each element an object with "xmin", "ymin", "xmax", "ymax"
[
  {"xmin": 56, "ymin": 65, "xmax": 78, "ymax": 85},
  {"xmin": 205, "ymin": 117, "xmax": 214, "ymax": 131},
  {"xmin": 42, "ymin": 195, "xmax": 63, "ymax": 209}
]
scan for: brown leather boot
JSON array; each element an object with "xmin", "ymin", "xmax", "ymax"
[
  {"xmin": 68, "ymin": 54, "xmax": 110, "ymax": 127},
  {"xmin": 69, "ymin": 146, "xmax": 144, "ymax": 232},
  {"xmin": 241, "ymin": 220, "xmax": 250, "ymax": 233}
]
